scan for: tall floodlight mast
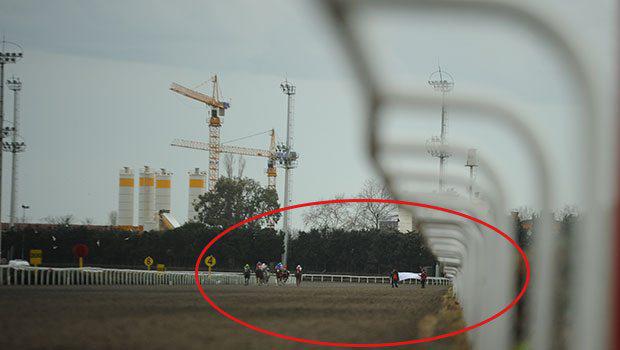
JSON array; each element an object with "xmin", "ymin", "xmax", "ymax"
[
  {"xmin": 0, "ymin": 38, "xmax": 23, "ymax": 262},
  {"xmin": 426, "ymin": 66, "xmax": 454, "ymax": 192},
  {"xmin": 278, "ymin": 80, "xmax": 299, "ymax": 267},
  {"xmin": 7, "ymin": 77, "xmax": 26, "ymax": 227}
]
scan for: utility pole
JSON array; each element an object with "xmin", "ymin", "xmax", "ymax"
[
  {"xmin": 426, "ymin": 66, "xmax": 454, "ymax": 192},
  {"xmin": 278, "ymin": 80, "xmax": 299, "ymax": 267},
  {"xmin": 8, "ymin": 77, "xmax": 25, "ymax": 227},
  {"xmin": 0, "ymin": 38, "xmax": 23, "ymax": 263},
  {"xmin": 21, "ymin": 204, "xmax": 29, "ymax": 224}
]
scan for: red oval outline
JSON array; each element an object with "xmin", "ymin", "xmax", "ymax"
[{"xmin": 194, "ymin": 199, "xmax": 530, "ymax": 347}]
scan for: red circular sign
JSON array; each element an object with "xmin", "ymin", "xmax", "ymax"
[
  {"xmin": 194, "ymin": 199, "xmax": 530, "ymax": 347},
  {"xmin": 72, "ymin": 244, "xmax": 89, "ymax": 258}
]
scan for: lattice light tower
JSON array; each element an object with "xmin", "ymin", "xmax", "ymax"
[
  {"xmin": 426, "ymin": 66, "xmax": 454, "ymax": 192},
  {"xmin": 278, "ymin": 80, "xmax": 299, "ymax": 267},
  {"xmin": 0, "ymin": 38, "xmax": 23, "ymax": 262},
  {"xmin": 6, "ymin": 76, "xmax": 26, "ymax": 227}
]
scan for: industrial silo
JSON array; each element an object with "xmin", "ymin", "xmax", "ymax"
[
  {"xmin": 139, "ymin": 166, "xmax": 156, "ymax": 230},
  {"xmin": 155, "ymin": 168, "xmax": 172, "ymax": 213},
  {"xmin": 118, "ymin": 167, "xmax": 134, "ymax": 226},
  {"xmin": 188, "ymin": 168, "xmax": 207, "ymax": 222}
]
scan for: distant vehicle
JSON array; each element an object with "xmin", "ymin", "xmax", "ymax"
[{"xmin": 8, "ymin": 259, "xmax": 30, "ymax": 267}]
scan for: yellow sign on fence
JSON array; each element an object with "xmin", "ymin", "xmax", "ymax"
[
  {"xmin": 205, "ymin": 255, "xmax": 216, "ymax": 267},
  {"xmin": 205, "ymin": 255, "xmax": 216, "ymax": 277},
  {"xmin": 30, "ymin": 249, "xmax": 42, "ymax": 266},
  {"xmin": 157, "ymin": 264, "xmax": 166, "ymax": 272},
  {"xmin": 144, "ymin": 256, "xmax": 154, "ymax": 270}
]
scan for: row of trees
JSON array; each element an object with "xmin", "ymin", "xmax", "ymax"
[{"xmin": 1, "ymin": 224, "xmax": 435, "ymax": 274}]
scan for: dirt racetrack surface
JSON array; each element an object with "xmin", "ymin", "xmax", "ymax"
[{"xmin": 0, "ymin": 283, "xmax": 469, "ymax": 350}]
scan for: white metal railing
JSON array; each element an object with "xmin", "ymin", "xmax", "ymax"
[
  {"xmin": 0, "ymin": 265, "xmax": 243, "ymax": 286},
  {"xmin": 302, "ymin": 274, "xmax": 451, "ymax": 286},
  {"xmin": 0, "ymin": 266, "xmax": 450, "ymax": 287}
]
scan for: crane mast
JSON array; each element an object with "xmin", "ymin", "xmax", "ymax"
[
  {"xmin": 171, "ymin": 129, "xmax": 277, "ymax": 191},
  {"xmin": 171, "ymin": 77, "xmax": 287, "ymax": 231},
  {"xmin": 170, "ymin": 76, "xmax": 229, "ymax": 191}
]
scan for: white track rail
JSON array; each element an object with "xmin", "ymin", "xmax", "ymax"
[{"xmin": 0, "ymin": 266, "xmax": 449, "ymax": 287}]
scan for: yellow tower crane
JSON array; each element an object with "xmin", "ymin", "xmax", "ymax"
[{"xmin": 170, "ymin": 76, "xmax": 230, "ymax": 191}]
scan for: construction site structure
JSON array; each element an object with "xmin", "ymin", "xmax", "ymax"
[
  {"xmin": 159, "ymin": 209, "xmax": 180, "ymax": 230},
  {"xmin": 172, "ymin": 129, "xmax": 278, "ymax": 191},
  {"xmin": 188, "ymin": 168, "xmax": 207, "ymax": 222},
  {"xmin": 138, "ymin": 166, "xmax": 157, "ymax": 231},
  {"xmin": 118, "ymin": 167, "xmax": 135, "ymax": 226},
  {"xmin": 170, "ymin": 76, "xmax": 230, "ymax": 191}
]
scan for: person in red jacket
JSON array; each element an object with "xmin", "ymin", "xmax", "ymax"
[
  {"xmin": 390, "ymin": 269, "xmax": 399, "ymax": 288},
  {"xmin": 420, "ymin": 268, "xmax": 428, "ymax": 288}
]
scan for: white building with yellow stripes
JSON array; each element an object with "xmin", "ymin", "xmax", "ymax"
[
  {"xmin": 118, "ymin": 167, "xmax": 134, "ymax": 226},
  {"xmin": 188, "ymin": 168, "xmax": 207, "ymax": 222},
  {"xmin": 138, "ymin": 166, "xmax": 157, "ymax": 231}
]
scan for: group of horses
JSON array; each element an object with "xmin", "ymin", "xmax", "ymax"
[{"xmin": 244, "ymin": 264, "xmax": 301, "ymax": 286}]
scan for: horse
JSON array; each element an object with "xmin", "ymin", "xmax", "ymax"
[
  {"xmin": 276, "ymin": 269, "xmax": 290, "ymax": 286},
  {"xmin": 263, "ymin": 268, "xmax": 271, "ymax": 284},
  {"xmin": 295, "ymin": 270, "xmax": 302, "ymax": 287},
  {"xmin": 243, "ymin": 268, "xmax": 251, "ymax": 286},
  {"xmin": 255, "ymin": 268, "xmax": 264, "ymax": 285},
  {"xmin": 282, "ymin": 269, "xmax": 290, "ymax": 284}
]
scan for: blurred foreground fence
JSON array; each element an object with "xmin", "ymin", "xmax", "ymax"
[{"xmin": 320, "ymin": 0, "xmax": 617, "ymax": 349}]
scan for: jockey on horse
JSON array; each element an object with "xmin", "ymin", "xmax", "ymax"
[
  {"xmin": 295, "ymin": 264, "xmax": 303, "ymax": 287},
  {"xmin": 255, "ymin": 261, "xmax": 264, "ymax": 285},
  {"xmin": 262, "ymin": 263, "xmax": 270, "ymax": 284},
  {"xmin": 275, "ymin": 262, "xmax": 286, "ymax": 286},
  {"xmin": 243, "ymin": 264, "xmax": 251, "ymax": 286}
]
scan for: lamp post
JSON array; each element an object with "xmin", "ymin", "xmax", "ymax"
[
  {"xmin": 21, "ymin": 204, "xmax": 29, "ymax": 224},
  {"xmin": 0, "ymin": 38, "xmax": 23, "ymax": 263},
  {"xmin": 20, "ymin": 204, "xmax": 29, "ymax": 260}
]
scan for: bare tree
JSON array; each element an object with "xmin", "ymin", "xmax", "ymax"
[
  {"xmin": 516, "ymin": 206, "xmax": 536, "ymax": 221},
  {"xmin": 356, "ymin": 179, "xmax": 396, "ymax": 229},
  {"xmin": 81, "ymin": 217, "xmax": 94, "ymax": 225},
  {"xmin": 223, "ymin": 153, "xmax": 235, "ymax": 178},
  {"xmin": 302, "ymin": 194, "xmax": 358, "ymax": 231},
  {"xmin": 108, "ymin": 210, "xmax": 118, "ymax": 226},
  {"xmin": 555, "ymin": 205, "xmax": 579, "ymax": 221},
  {"xmin": 237, "ymin": 156, "xmax": 246, "ymax": 178},
  {"xmin": 43, "ymin": 214, "xmax": 74, "ymax": 225}
]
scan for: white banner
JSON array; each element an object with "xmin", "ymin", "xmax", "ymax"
[{"xmin": 398, "ymin": 272, "xmax": 421, "ymax": 281}]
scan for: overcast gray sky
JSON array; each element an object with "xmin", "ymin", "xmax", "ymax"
[{"xmin": 0, "ymin": 0, "xmax": 616, "ymax": 227}]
